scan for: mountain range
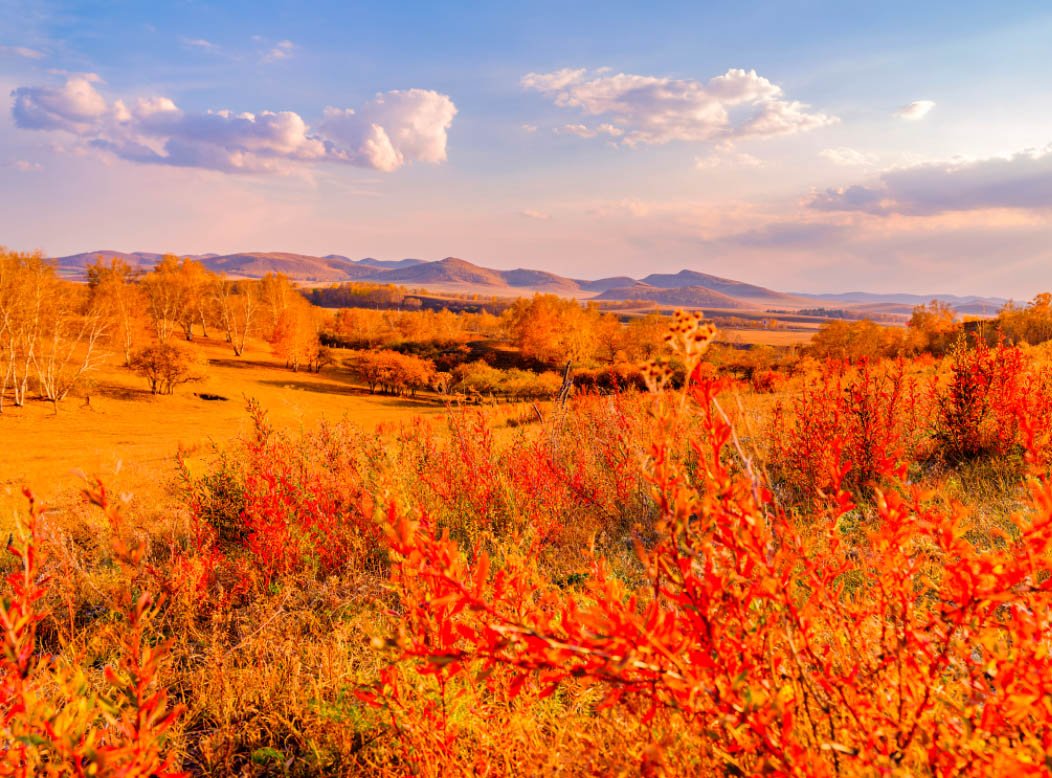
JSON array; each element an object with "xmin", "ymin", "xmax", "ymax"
[{"xmin": 51, "ymin": 250, "xmax": 1009, "ymax": 316}]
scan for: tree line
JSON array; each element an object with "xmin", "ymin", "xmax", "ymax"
[{"xmin": 0, "ymin": 249, "xmax": 329, "ymax": 409}]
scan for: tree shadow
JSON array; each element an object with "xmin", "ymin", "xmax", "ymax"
[
  {"xmin": 92, "ymin": 382, "xmax": 156, "ymax": 401},
  {"xmin": 257, "ymin": 378, "xmax": 367, "ymax": 397},
  {"xmin": 209, "ymin": 357, "xmax": 280, "ymax": 371},
  {"xmin": 257, "ymin": 379, "xmax": 442, "ymax": 408}
]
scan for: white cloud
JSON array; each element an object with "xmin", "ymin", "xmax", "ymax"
[
  {"xmin": 522, "ymin": 66, "xmax": 836, "ymax": 146},
  {"xmin": 320, "ymin": 89, "xmax": 457, "ymax": 172},
  {"xmin": 894, "ymin": 100, "xmax": 935, "ymax": 120},
  {"xmin": 521, "ymin": 123, "xmax": 538, "ymax": 133},
  {"xmin": 695, "ymin": 151, "xmax": 763, "ymax": 169},
  {"xmin": 11, "ymin": 74, "xmax": 108, "ymax": 132},
  {"xmin": 819, "ymin": 147, "xmax": 878, "ymax": 166},
  {"xmin": 7, "ymin": 160, "xmax": 42, "ymax": 172},
  {"xmin": 0, "ymin": 45, "xmax": 45, "ymax": 59},
  {"xmin": 10, "ymin": 75, "xmax": 457, "ymax": 174},
  {"xmin": 262, "ymin": 40, "xmax": 295, "ymax": 63},
  {"xmin": 521, "ymin": 68, "xmax": 588, "ymax": 93},
  {"xmin": 520, "ymin": 209, "xmax": 551, "ymax": 220},
  {"xmin": 810, "ymin": 144, "xmax": 1052, "ymax": 215},
  {"xmin": 181, "ymin": 37, "xmax": 219, "ymax": 52},
  {"xmin": 554, "ymin": 122, "xmax": 623, "ymax": 139}
]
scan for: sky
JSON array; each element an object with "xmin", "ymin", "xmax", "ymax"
[{"xmin": 1, "ymin": 0, "xmax": 1051, "ymax": 298}]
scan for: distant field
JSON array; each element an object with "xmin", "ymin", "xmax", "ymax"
[
  {"xmin": 715, "ymin": 327, "xmax": 817, "ymax": 346},
  {"xmin": 0, "ymin": 337, "xmax": 452, "ymax": 519}
]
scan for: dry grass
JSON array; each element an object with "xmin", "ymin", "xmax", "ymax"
[
  {"xmin": 0, "ymin": 336, "xmax": 449, "ymax": 523},
  {"xmin": 715, "ymin": 327, "xmax": 816, "ymax": 346}
]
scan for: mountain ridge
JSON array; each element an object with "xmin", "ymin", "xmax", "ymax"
[{"xmin": 50, "ymin": 249, "xmax": 1008, "ymax": 316}]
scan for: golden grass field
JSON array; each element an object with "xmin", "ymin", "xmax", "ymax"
[
  {"xmin": 715, "ymin": 327, "xmax": 818, "ymax": 346},
  {"xmin": 0, "ymin": 337, "xmax": 453, "ymax": 522}
]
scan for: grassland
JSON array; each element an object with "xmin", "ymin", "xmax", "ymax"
[
  {"xmin": 0, "ymin": 337, "xmax": 456, "ymax": 521},
  {"xmin": 714, "ymin": 326, "xmax": 818, "ymax": 346}
]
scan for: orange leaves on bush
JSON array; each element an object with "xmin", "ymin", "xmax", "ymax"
[
  {"xmin": 374, "ymin": 318, "xmax": 1052, "ymax": 775},
  {"xmin": 0, "ymin": 487, "xmax": 185, "ymax": 777}
]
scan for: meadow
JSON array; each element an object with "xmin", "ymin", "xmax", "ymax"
[
  {"xmin": 3, "ymin": 251, "xmax": 1052, "ymax": 776},
  {"xmin": 0, "ymin": 336, "xmax": 450, "ymax": 519}
]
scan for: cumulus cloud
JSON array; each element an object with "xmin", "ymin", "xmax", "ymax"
[
  {"xmin": 809, "ymin": 144, "xmax": 1052, "ymax": 216},
  {"xmin": 0, "ymin": 45, "xmax": 44, "ymax": 59},
  {"xmin": 262, "ymin": 40, "xmax": 295, "ymax": 63},
  {"xmin": 521, "ymin": 66, "xmax": 836, "ymax": 146},
  {"xmin": 12, "ymin": 74, "xmax": 108, "ymax": 132},
  {"xmin": 819, "ymin": 147, "xmax": 878, "ymax": 166},
  {"xmin": 895, "ymin": 100, "xmax": 935, "ymax": 120},
  {"xmin": 320, "ymin": 89, "xmax": 457, "ymax": 172},
  {"xmin": 9, "ymin": 75, "xmax": 457, "ymax": 174}
]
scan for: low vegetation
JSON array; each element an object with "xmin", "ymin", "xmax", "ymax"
[{"xmin": 3, "ymin": 248, "xmax": 1052, "ymax": 775}]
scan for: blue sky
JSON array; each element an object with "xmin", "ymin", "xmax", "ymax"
[{"xmin": 2, "ymin": 0, "xmax": 1051, "ymax": 297}]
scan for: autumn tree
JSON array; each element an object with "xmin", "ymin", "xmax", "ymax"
[
  {"xmin": 330, "ymin": 307, "xmax": 390, "ymax": 347},
  {"xmin": 808, "ymin": 318, "xmax": 905, "ymax": 361},
  {"xmin": 130, "ymin": 342, "xmax": 205, "ymax": 395},
  {"xmin": 0, "ymin": 250, "xmax": 108, "ymax": 412},
  {"xmin": 449, "ymin": 360, "xmax": 562, "ymax": 400},
  {"xmin": 0, "ymin": 250, "xmax": 48, "ymax": 409},
  {"xmin": 88, "ymin": 256, "xmax": 147, "ymax": 366},
  {"xmin": 266, "ymin": 283, "xmax": 326, "ymax": 372},
  {"xmin": 214, "ymin": 279, "xmax": 260, "ymax": 356},
  {"xmin": 259, "ymin": 272, "xmax": 295, "ymax": 335},
  {"xmin": 35, "ymin": 281, "xmax": 109, "ymax": 412},
  {"xmin": 618, "ymin": 313, "xmax": 670, "ymax": 361},
  {"xmin": 344, "ymin": 350, "xmax": 436, "ymax": 396},
  {"xmin": 505, "ymin": 294, "xmax": 614, "ymax": 366},
  {"xmin": 996, "ymin": 293, "xmax": 1052, "ymax": 345},
  {"xmin": 139, "ymin": 255, "xmax": 186, "ymax": 343},
  {"xmin": 177, "ymin": 258, "xmax": 218, "ymax": 340},
  {"xmin": 907, "ymin": 299, "xmax": 961, "ymax": 355}
]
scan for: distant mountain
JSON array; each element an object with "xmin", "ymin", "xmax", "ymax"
[
  {"xmin": 803, "ymin": 291, "xmax": 1007, "ymax": 311},
  {"xmin": 50, "ymin": 249, "xmax": 1002, "ymax": 317},
  {"xmin": 577, "ymin": 276, "xmax": 639, "ymax": 293},
  {"xmin": 595, "ymin": 284, "xmax": 746, "ymax": 309},
  {"xmin": 501, "ymin": 268, "xmax": 582, "ymax": 294},
  {"xmin": 54, "ymin": 250, "xmax": 165, "ymax": 277},
  {"xmin": 639, "ymin": 269, "xmax": 802, "ymax": 304},
  {"xmin": 379, "ymin": 257, "xmax": 508, "ymax": 288},
  {"xmin": 352, "ymin": 257, "xmax": 428, "ymax": 270},
  {"xmin": 204, "ymin": 252, "xmax": 377, "ymax": 282}
]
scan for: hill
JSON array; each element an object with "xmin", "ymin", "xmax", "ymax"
[
  {"xmin": 50, "ymin": 249, "xmax": 1001, "ymax": 317},
  {"xmin": 204, "ymin": 252, "xmax": 376, "ymax": 282},
  {"xmin": 500, "ymin": 269, "xmax": 583, "ymax": 295},
  {"xmin": 577, "ymin": 276, "xmax": 639, "ymax": 293},
  {"xmin": 594, "ymin": 284, "xmax": 746, "ymax": 309},
  {"xmin": 639, "ymin": 270, "xmax": 804, "ymax": 305},
  {"xmin": 54, "ymin": 250, "xmax": 168, "ymax": 278},
  {"xmin": 378, "ymin": 257, "xmax": 508, "ymax": 288},
  {"xmin": 351, "ymin": 257, "xmax": 428, "ymax": 270}
]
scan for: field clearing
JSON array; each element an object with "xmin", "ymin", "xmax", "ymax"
[
  {"xmin": 0, "ymin": 337, "xmax": 453, "ymax": 521},
  {"xmin": 715, "ymin": 327, "xmax": 817, "ymax": 346}
]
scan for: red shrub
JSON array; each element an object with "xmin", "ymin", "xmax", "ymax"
[
  {"xmin": 772, "ymin": 359, "xmax": 929, "ymax": 500},
  {"xmin": 372, "ymin": 326, "xmax": 1052, "ymax": 775}
]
